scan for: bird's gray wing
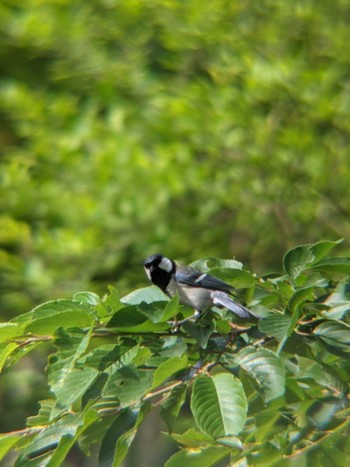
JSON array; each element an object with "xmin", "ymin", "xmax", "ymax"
[
  {"xmin": 211, "ymin": 291, "xmax": 253, "ymax": 318},
  {"xmin": 175, "ymin": 266, "xmax": 233, "ymax": 293}
]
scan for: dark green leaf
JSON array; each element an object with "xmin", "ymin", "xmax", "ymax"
[
  {"xmin": 165, "ymin": 446, "xmax": 230, "ymax": 467},
  {"xmin": 160, "ymin": 384, "xmax": 187, "ymax": 433},
  {"xmin": 258, "ymin": 314, "xmax": 293, "ymax": 341},
  {"xmin": 283, "ymin": 240, "xmax": 342, "ymax": 279},
  {"xmin": 314, "ymin": 321, "xmax": 350, "ymax": 349},
  {"xmin": 107, "ymin": 306, "xmax": 169, "ymax": 332},
  {"xmin": 191, "ymin": 373, "xmax": 247, "ymax": 438},
  {"xmin": 236, "ymin": 347, "xmax": 285, "ymax": 401},
  {"xmin": 99, "ymin": 409, "xmax": 138, "ymax": 467},
  {"xmin": 182, "ymin": 321, "xmax": 215, "ymax": 348}
]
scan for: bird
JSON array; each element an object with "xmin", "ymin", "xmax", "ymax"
[{"xmin": 143, "ymin": 254, "xmax": 258, "ymax": 327}]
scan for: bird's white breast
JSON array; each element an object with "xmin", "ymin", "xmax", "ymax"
[{"xmin": 167, "ymin": 279, "xmax": 213, "ymax": 311}]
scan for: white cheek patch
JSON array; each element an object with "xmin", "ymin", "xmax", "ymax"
[
  {"xmin": 159, "ymin": 257, "xmax": 173, "ymax": 273},
  {"xmin": 144, "ymin": 266, "xmax": 152, "ymax": 280}
]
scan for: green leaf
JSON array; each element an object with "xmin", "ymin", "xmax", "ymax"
[
  {"xmin": 73, "ymin": 291, "xmax": 101, "ymax": 306},
  {"xmin": 0, "ymin": 433, "xmax": 21, "ymax": 461},
  {"xmin": 190, "ymin": 258, "xmax": 243, "ymax": 272},
  {"xmin": 152, "ymin": 355, "xmax": 188, "ymax": 388},
  {"xmin": 288, "ymin": 286, "xmax": 315, "ymax": 313},
  {"xmin": 0, "ymin": 323, "xmax": 24, "ymax": 343},
  {"xmin": 111, "ymin": 403, "xmax": 151, "ymax": 467},
  {"xmin": 53, "ymin": 367, "xmax": 99, "ymax": 409},
  {"xmin": 121, "ymin": 286, "xmax": 168, "ymax": 305},
  {"xmin": 0, "ymin": 342, "xmax": 18, "ymax": 373},
  {"xmin": 311, "ymin": 257, "xmax": 350, "ymax": 276},
  {"xmin": 208, "ymin": 268, "xmax": 255, "ymax": 288},
  {"xmin": 107, "ymin": 306, "xmax": 169, "ymax": 332},
  {"xmin": 258, "ymin": 314, "xmax": 293, "ymax": 341},
  {"xmin": 191, "ymin": 373, "xmax": 247, "ymax": 438},
  {"xmin": 165, "ymin": 446, "xmax": 230, "ymax": 467},
  {"xmin": 182, "ymin": 320, "xmax": 215, "ymax": 348},
  {"xmin": 49, "ymin": 327, "xmax": 97, "ymax": 410},
  {"xmin": 169, "ymin": 428, "xmax": 216, "ymax": 447},
  {"xmin": 138, "ymin": 299, "xmax": 178, "ymax": 323},
  {"xmin": 103, "ymin": 367, "xmax": 153, "ymax": 406},
  {"xmin": 236, "ymin": 347, "xmax": 285, "ymax": 401},
  {"xmin": 314, "ymin": 321, "xmax": 350, "ymax": 349},
  {"xmin": 99, "ymin": 404, "xmax": 151, "ymax": 467},
  {"xmin": 160, "ymin": 384, "xmax": 187, "ymax": 433},
  {"xmin": 12, "ymin": 300, "xmax": 95, "ymax": 334},
  {"xmin": 322, "ymin": 279, "xmax": 350, "ymax": 319},
  {"xmin": 283, "ymin": 240, "xmax": 342, "ymax": 279},
  {"xmin": 283, "ymin": 244, "xmax": 316, "ymax": 279},
  {"xmin": 162, "ymin": 294, "xmax": 180, "ymax": 321},
  {"xmin": 27, "ymin": 400, "xmax": 56, "ymax": 427},
  {"xmin": 15, "ymin": 413, "xmax": 84, "ymax": 465}
]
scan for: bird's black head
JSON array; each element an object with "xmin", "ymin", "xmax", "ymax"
[{"xmin": 143, "ymin": 254, "xmax": 175, "ymax": 292}]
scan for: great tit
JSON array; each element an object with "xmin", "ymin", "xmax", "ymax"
[{"xmin": 144, "ymin": 254, "xmax": 258, "ymax": 325}]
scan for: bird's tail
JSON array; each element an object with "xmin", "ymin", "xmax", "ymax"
[{"xmin": 211, "ymin": 291, "xmax": 258, "ymax": 319}]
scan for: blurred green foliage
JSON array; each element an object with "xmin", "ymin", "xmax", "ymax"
[{"xmin": 1, "ymin": 0, "xmax": 350, "ymax": 317}]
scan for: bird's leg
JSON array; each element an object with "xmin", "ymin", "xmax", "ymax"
[{"xmin": 171, "ymin": 310, "xmax": 202, "ymax": 332}]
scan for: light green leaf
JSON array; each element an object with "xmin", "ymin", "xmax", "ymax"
[
  {"xmin": 0, "ymin": 433, "xmax": 21, "ymax": 461},
  {"xmin": 49, "ymin": 327, "xmax": 96, "ymax": 410},
  {"xmin": 236, "ymin": 347, "xmax": 285, "ymax": 401},
  {"xmin": 73, "ymin": 291, "xmax": 101, "ymax": 306},
  {"xmin": 152, "ymin": 355, "xmax": 188, "ymax": 388},
  {"xmin": 191, "ymin": 373, "xmax": 247, "ymax": 438},
  {"xmin": 16, "ymin": 413, "xmax": 83, "ymax": 465},
  {"xmin": 104, "ymin": 285, "xmax": 124, "ymax": 312},
  {"xmin": 162, "ymin": 294, "xmax": 180, "ymax": 321},
  {"xmin": 54, "ymin": 367, "xmax": 99, "ymax": 408},
  {"xmin": 27, "ymin": 400, "xmax": 56, "ymax": 427},
  {"xmin": 121, "ymin": 286, "xmax": 169, "ymax": 305},
  {"xmin": 12, "ymin": 300, "xmax": 95, "ymax": 334},
  {"xmin": 165, "ymin": 446, "xmax": 230, "ymax": 467},
  {"xmin": 0, "ymin": 323, "xmax": 24, "ymax": 343},
  {"xmin": 190, "ymin": 258, "xmax": 243, "ymax": 272},
  {"xmin": 169, "ymin": 428, "xmax": 216, "ymax": 447},
  {"xmin": 0, "ymin": 342, "xmax": 18, "ymax": 373}
]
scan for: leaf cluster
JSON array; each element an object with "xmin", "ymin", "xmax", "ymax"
[{"xmin": 1, "ymin": 241, "xmax": 350, "ymax": 466}]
